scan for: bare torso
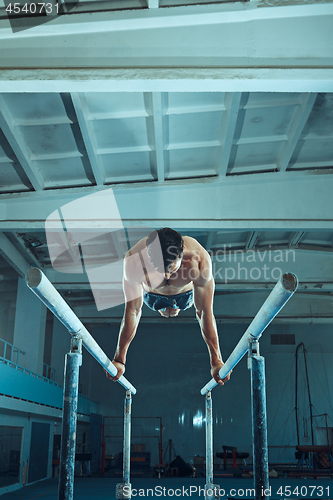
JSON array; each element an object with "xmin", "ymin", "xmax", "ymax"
[
  {"xmin": 126, "ymin": 236, "xmax": 204, "ymax": 296},
  {"xmin": 112, "ymin": 233, "xmax": 226, "ymax": 385}
]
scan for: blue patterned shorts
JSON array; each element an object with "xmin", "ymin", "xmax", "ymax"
[{"xmin": 143, "ymin": 289, "xmax": 194, "ymax": 312}]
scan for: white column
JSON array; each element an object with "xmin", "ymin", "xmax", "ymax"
[{"xmin": 13, "ymin": 276, "xmax": 47, "ymax": 374}]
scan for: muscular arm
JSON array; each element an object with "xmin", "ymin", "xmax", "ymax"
[
  {"xmin": 113, "ymin": 280, "xmax": 143, "ymax": 365},
  {"xmin": 193, "ymin": 253, "xmax": 231, "ymax": 385},
  {"xmin": 108, "ymin": 254, "xmax": 143, "ymax": 381},
  {"xmin": 194, "ymin": 278, "xmax": 222, "ymax": 365}
]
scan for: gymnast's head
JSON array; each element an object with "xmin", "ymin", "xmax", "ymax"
[{"xmin": 146, "ymin": 228, "xmax": 184, "ymax": 276}]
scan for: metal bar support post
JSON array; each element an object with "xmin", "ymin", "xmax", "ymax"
[
  {"xmin": 248, "ymin": 341, "xmax": 270, "ymax": 500},
  {"xmin": 206, "ymin": 392, "xmax": 213, "ymax": 485},
  {"xmin": 58, "ymin": 335, "xmax": 82, "ymax": 500},
  {"xmin": 205, "ymin": 392, "xmax": 220, "ymax": 500},
  {"xmin": 116, "ymin": 390, "xmax": 132, "ymax": 499}
]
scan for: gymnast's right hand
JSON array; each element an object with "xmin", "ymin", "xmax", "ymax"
[{"xmin": 105, "ymin": 360, "xmax": 125, "ymax": 381}]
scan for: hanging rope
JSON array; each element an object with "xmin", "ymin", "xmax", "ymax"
[
  {"xmin": 295, "ymin": 343, "xmax": 315, "ymax": 446},
  {"xmin": 270, "ymin": 342, "xmax": 332, "ymax": 466},
  {"xmin": 306, "ymin": 355, "xmax": 333, "ymax": 416}
]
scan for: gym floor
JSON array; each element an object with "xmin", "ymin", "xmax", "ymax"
[{"xmin": 1, "ymin": 476, "xmax": 333, "ymax": 499}]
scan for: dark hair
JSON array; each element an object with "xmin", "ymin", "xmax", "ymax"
[{"xmin": 146, "ymin": 228, "xmax": 184, "ymax": 271}]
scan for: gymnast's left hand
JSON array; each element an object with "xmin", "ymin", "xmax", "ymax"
[
  {"xmin": 105, "ymin": 360, "xmax": 125, "ymax": 382},
  {"xmin": 211, "ymin": 362, "xmax": 232, "ymax": 386}
]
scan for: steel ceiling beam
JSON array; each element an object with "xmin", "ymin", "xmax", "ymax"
[
  {"xmin": 0, "ymin": 96, "xmax": 44, "ymax": 191},
  {"xmin": 277, "ymin": 93, "xmax": 318, "ymax": 173},
  {"xmin": 146, "ymin": 92, "xmax": 166, "ymax": 182},
  {"xmin": 0, "ymin": 233, "xmax": 31, "ymax": 277},
  {"xmin": 217, "ymin": 92, "xmax": 242, "ymax": 177},
  {"xmin": 71, "ymin": 93, "xmax": 105, "ymax": 186}
]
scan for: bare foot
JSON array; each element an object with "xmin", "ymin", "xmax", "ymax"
[
  {"xmin": 169, "ymin": 308, "xmax": 180, "ymax": 317},
  {"xmin": 158, "ymin": 309, "xmax": 170, "ymax": 317},
  {"xmin": 158, "ymin": 308, "xmax": 180, "ymax": 318}
]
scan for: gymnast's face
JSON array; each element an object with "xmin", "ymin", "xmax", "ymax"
[{"xmin": 164, "ymin": 257, "xmax": 182, "ymax": 280}]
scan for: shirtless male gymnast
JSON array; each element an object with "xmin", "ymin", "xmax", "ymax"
[{"xmin": 108, "ymin": 227, "xmax": 231, "ymax": 386}]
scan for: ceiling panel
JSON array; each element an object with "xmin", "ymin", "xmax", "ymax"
[
  {"xmin": 0, "ymin": 161, "xmax": 32, "ymax": 191},
  {"xmin": 85, "ymin": 92, "xmax": 148, "ymax": 118},
  {"xmin": 213, "ymin": 231, "xmax": 248, "ymax": 248},
  {"xmin": 0, "ymin": 91, "xmax": 332, "ymax": 193},
  {"xmin": 20, "ymin": 124, "xmax": 79, "ymax": 157},
  {"xmin": 0, "ymin": 129, "xmax": 33, "ymax": 192},
  {"xmin": 301, "ymin": 231, "xmax": 333, "ymax": 247},
  {"xmin": 92, "ymin": 116, "xmax": 149, "ymax": 150},
  {"xmin": 1, "ymin": 93, "xmax": 69, "ymax": 123},
  {"xmin": 166, "ymin": 92, "xmax": 226, "ymax": 113},
  {"xmin": 288, "ymin": 93, "xmax": 333, "ymax": 170},
  {"xmin": 167, "ymin": 146, "xmax": 219, "ymax": 178},
  {"xmin": 289, "ymin": 137, "xmax": 333, "ymax": 168},
  {"xmin": 238, "ymin": 105, "xmax": 296, "ymax": 140},
  {"xmin": 101, "ymin": 151, "xmax": 153, "ymax": 182},
  {"xmin": 229, "ymin": 141, "xmax": 280, "ymax": 172},
  {"xmin": 168, "ymin": 111, "xmax": 223, "ymax": 145},
  {"xmin": 242, "ymin": 92, "xmax": 302, "ymax": 109},
  {"xmin": 303, "ymin": 93, "xmax": 333, "ymax": 137},
  {"xmin": 35, "ymin": 157, "xmax": 94, "ymax": 186},
  {"xmin": 256, "ymin": 231, "xmax": 291, "ymax": 247}
]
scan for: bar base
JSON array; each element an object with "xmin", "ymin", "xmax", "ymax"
[
  {"xmin": 205, "ymin": 483, "xmax": 220, "ymax": 500},
  {"xmin": 116, "ymin": 482, "xmax": 131, "ymax": 499}
]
